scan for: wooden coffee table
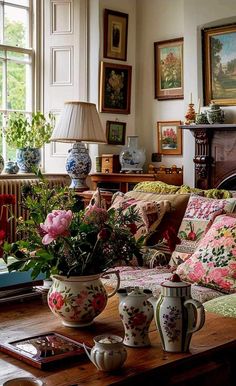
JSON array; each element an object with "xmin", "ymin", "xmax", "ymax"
[{"xmin": 0, "ymin": 295, "xmax": 235, "ymax": 385}]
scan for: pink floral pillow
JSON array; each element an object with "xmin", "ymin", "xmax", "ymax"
[
  {"xmin": 174, "ymin": 195, "xmax": 236, "ymax": 255},
  {"xmin": 176, "ymin": 214, "xmax": 236, "ymax": 293}
]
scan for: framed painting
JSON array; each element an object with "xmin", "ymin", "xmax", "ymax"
[
  {"xmin": 106, "ymin": 121, "xmax": 126, "ymax": 145},
  {"xmin": 154, "ymin": 38, "xmax": 184, "ymax": 100},
  {"xmin": 157, "ymin": 120, "xmax": 182, "ymax": 155},
  {"xmin": 104, "ymin": 9, "xmax": 128, "ymax": 61},
  {"xmin": 203, "ymin": 24, "xmax": 236, "ymax": 106},
  {"xmin": 100, "ymin": 61, "xmax": 132, "ymax": 114}
]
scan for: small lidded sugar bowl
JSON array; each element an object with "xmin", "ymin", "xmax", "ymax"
[{"xmin": 83, "ymin": 334, "xmax": 127, "ymax": 371}]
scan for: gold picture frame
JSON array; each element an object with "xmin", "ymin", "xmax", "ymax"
[
  {"xmin": 203, "ymin": 24, "xmax": 236, "ymax": 106},
  {"xmin": 103, "ymin": 9, "xmax": 128, "ymax": 61},
  {"xmin": 154, "ymin": 38, "xmax": 184, "ymax": 100},
  {"xmin": 157, "ymin": 120, "xmax": 182, "ymax": 155},
  {"xmin": 106, "ymin": 121, "xmax": 126, "ymax": 145},
  {"xmin": 100, "ymin": 61, "xmax": 132, "ymax": 114}
]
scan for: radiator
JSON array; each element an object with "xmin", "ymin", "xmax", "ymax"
[{"xmin": 0, "ymin": 176, "xmax": 68, "ymax": 243}]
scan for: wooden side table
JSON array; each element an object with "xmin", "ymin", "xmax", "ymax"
[{"xmin": 89, "ymin": 171, "xmax": 183, "ymax": 193}]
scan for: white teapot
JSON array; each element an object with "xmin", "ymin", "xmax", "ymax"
[
  {"xmin": 83, "ymin": 334, "xmax": 127, "ymax": 371},
  {"xmin": 148, "ymin": 273, "xmax": 205, "ymax": 353}
]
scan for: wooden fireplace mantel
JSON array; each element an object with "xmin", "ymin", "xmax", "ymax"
[{"xmin": 181, "ymin": 124, "xmax": 236, "ymax": 189}]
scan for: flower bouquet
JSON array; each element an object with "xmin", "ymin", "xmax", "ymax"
[
  {"xmin": 2, "ymin": 175, "xmax": 144, "ymax": 327},
  {"xmin": 2, "ymin": 175, "xmax": 143, "ymax": 280}
]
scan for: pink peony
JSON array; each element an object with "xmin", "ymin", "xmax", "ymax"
[{"xmin": 40, "ymin": 209, "xmax": 73, "ymax": 245}]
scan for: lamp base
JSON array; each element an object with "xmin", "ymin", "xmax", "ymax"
[{"xmin": 66, "ymin": 142, "xmax": 92, "ymax": 190}]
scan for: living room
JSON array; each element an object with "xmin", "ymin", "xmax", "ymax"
[{"xmin": 0, "ymin": 1, "xmax": 236, "ymax": 385}]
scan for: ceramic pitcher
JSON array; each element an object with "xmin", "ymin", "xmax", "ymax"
[
  {"xmin": 118, "ymin": 287, "xmax": 154, "ymax": 347},
  {"xmin": 148, "ymin": 274, "xmax": 205, "ymax": 353}
]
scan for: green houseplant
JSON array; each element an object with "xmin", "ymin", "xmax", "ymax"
[{"xmin": 5, "ymin": 112, "xmax": 55, "ymax": 173}]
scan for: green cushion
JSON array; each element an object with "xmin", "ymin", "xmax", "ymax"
[
  {"xmin": 203, "ymin": 294, "xmax": 236, "ymax": 318},
  {"xmin": 133, "ymin": 181, "xmax": 232, "ymax": 199}
]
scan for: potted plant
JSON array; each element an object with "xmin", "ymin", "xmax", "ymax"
[
  {"xmin": 5, "ymin": 111, "xmax": 55, "ymax": 173},
  {"xmin": 2, "ymin": 178, "xmax": 143, "ymax": 327}
]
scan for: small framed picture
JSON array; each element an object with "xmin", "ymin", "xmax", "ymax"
[
  {"xmin": 100, "ymin": 61, "xmax": 132, "ymax": 114},
  {"xmin": 103, "ymin": 9, "xmax": 128, "ymax": 61},
  {"xmin": 157, "ymin": 120, "xmax": 182, "ymax": 155},
  {"xmin": 154, "ymin": 38, "xmax": 184, "ymax": 100},
  {"xmin": 203, "ymin": 24, "xmax": 236, "ymax": 106},
  {"xmin": 106, "ymin": 121, "xmax": 126, "ymax": 145}
]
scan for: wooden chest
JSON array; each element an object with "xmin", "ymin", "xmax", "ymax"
[{"xmin": 101, "ymin": 154, "xmax": 120, "ymax": 173}]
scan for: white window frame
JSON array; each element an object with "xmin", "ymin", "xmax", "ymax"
[
  {"xmin": 0, "ymin": 0, "xmax": 35, "ymax": 160},
  {"xmin": 0, "ymin": 0, "xmax": 39, "ymax": 287}
]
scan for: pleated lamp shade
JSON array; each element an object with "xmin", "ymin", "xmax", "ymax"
[{"xmin": 51, "ymin": 101, "xmax": 106, "ymax": 143}]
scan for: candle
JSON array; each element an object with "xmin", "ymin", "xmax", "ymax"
[
  {"xmin": 190, "ymin": 93, "xmax": 192, "ymax": 104},
  {"xmin": 197, "ymin": 98, "xmax": 201, "ymax": 114}
]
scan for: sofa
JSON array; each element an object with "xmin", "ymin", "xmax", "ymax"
[{"xmin": 100, "ymin": 181, "xmax": 236, "ymax": 318}]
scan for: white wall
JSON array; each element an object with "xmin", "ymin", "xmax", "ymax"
[
  {"xmin": 135, "ymin": 0, "xmax": 236, "ymax": 186},
  {"xmin": 135, "ymin": 0, "xmax": 184, "ymax": 173},
  {"xmin": 96, "ymin": 0, "xmax": 137, "ymax": 160}
]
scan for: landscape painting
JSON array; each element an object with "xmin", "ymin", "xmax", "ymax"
[{"xmin": 203, "ymin": 24, "xmax": 236, "ymax": 105}]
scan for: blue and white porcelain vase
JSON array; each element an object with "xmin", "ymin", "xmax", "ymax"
[
  {"xmin": 66, "ymin": 142, "xmax": 91, "ymax": 189},
  {"xmin": 4, "ymin": 160, "xmax": 19, "ymax": 174},
  {"xmin": 119, "ymin": 136, "xmax": 146, "ymax": 172},
  {"xmin": 0, "ymin": 155, "xmax": 4, "ymax": 174},
  {"xmin": 16, "ymin": 147, "xmax": 41, "ymax": 173}
]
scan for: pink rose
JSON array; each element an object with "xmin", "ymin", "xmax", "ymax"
[{"xmin": 40, "ymin": 209, "xmax": 73, "ymax": 244}]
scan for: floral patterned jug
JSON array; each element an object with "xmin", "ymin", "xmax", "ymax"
[
  {"xmin": 148, "ymin": 274, "xmax": 205, "ymax": 353},
  {"xmin": 118, "ymin": 287, "xmax": 154, "ymax": 347}
]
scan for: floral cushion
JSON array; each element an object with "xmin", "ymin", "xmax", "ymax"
[
  {"xmin": 176, "ymin": 214, "xmax": 236, "ymax": 293},
  {"xmin": 174, "ymin": 195, "xmax": 236, "ymax": 255},
  {"xmin": 109, "ymin": 196, "xmax": 171, "ymax": 239}
]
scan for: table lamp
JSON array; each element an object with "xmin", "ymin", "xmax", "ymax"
[{"xmin": 50, "ymin": 101, "xmax": 106, "ymax": 190}]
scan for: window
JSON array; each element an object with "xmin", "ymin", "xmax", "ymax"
[
  {"xmin": 0, "ymin": 0, "xmax": 34, "ymax": 160},
  {"xmin": 0, "ymin": 0, "xmax": 38, "ymax": 289}
]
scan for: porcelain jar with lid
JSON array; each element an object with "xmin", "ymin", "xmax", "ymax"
[
  {"xmin": 206, "ymin": 103, "xmax": 224, "ymax": 124},
  {"xmin": 118, "ymin": 287, "xmax": 154, "ymax": 347},
  {"xmin": 148, "ymin": 274, "xmax": 205, "ymax": 353},
  {"xmin": 4, "ymin": 160, "xmax": 19, "ymax": 174}
]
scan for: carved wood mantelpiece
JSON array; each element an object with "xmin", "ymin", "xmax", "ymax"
[{"xmin": 181, "ymin": 124, "xmax": 236, "ymax": 189}]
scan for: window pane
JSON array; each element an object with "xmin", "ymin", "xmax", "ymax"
[
  {"xmin": 6, "ymin": 145, "xmax": 16, "ymax": 161},
  {"xmin": 7, "ymin": 51, "xmax": 31, "ymax": 64},
  {"xmin": 7, "ymin": 61, "xmax": 26, "ymax": 110},
  {"xmin": 7, "ymin": 0, "xmax": 29, "ymax": 6},
  {"xmin": 0, "ymin": 114, "xmax": 3, "ymax": 156},
  {"xmin": 0, "ymin": 60, "xmax": 2, "ymax": 108},
  {"xmin": 4, "ymin": 5, "xmax": 29, "ymax": 48}
]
